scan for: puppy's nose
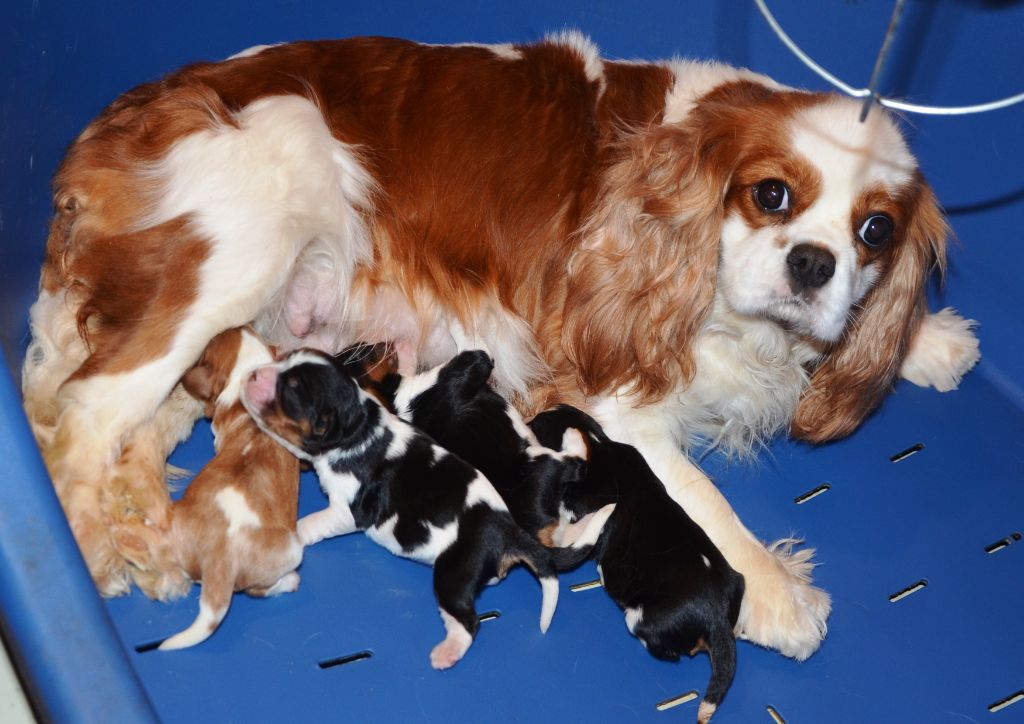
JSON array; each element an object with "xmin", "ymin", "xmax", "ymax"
[
  {"xmin": 787, "ymin": 244, "xmax": 836, "ymax": 291},
  {"xmin": 244, "ymin": 366, "xmax": 279, "ymax": 409}
]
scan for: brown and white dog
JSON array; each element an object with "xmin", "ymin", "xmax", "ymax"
[
  {"xmin": 22, "ymin": 33, "xmax": 979, "ymax": 660},
  {"xmin": 114, "ymin": 328, "xmax": 303, "ymax": 648}
]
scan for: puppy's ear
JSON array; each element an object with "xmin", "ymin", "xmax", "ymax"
[
  {"xmin": 792, "ymin": 177, "xmax": 947, "ymax": 442},
  {"xmin": 181, "ymin": 357, "xmax": 216, "ymax": 404},
  {"xmin": 563, "ymin": 82, "xmax": 771, "ymax": 403}
]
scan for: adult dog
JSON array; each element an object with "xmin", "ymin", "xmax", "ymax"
[{"xmin": 22, "ymin": 32, "xmax": 979, "ymax": 660}]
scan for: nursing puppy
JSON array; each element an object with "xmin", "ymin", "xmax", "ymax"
[
  {"xmin": 242, "ymin": 348, "xmax": 597, "ymax": 669},
  {"xmin": 530, "ymin": 405, "xmax": 744, "ymax": 724},
  {"xmin": 116, "ymin": 328, "xmax": 303, "ymax": 650},
  {"xmin": 337, "ymin": 343, "xmax": 611, "ymax": 547}
]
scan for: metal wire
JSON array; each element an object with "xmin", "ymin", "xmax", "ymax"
[
  {"xmin": 859, "ymin": 0, "xmax": 905, "ymax": 121},
  {"xmin": 754, "ymin": 0, "xmax": 1024, "ymax": 117}
]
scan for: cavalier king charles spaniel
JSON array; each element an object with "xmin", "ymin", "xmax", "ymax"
[{"xmin": 22, "ymin": 32, "xmax": 979, "ymax": 660}]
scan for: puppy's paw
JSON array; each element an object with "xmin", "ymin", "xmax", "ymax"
[
  {"xmin": 265, "ymin": 571, "xmax": 301, "ymax": 596},
  {"xmin": 735, "ymin": 538, "xmax": 831, "ymax": 661},
  {"xmin": 297, "ymin": 514, "xmax": 326, "ymax": 546},
  {"xmin": 900, "ymin": 308, "xmax": 980, "ymax": 391},
  {"xmin": 429, "ymin": 639, "xmax": 469, "ymax": 670},
  {"xmin": 431, "ymin": 609, "xmax": 474, "ymax": 670}
]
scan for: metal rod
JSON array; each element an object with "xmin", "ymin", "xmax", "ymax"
[{"xmin": 753, "ymin": 0, "xmax": 1024, "ymax": 117}]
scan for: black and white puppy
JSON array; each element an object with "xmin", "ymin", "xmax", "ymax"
[
  {"xmin": 242, "ymin": 349, "xmax": 593, "ymax": 669},
  {"xmin": 530, "ymin": 405, "xmax": 745, "ymax": 724},
  {"xmin": 336, "ymin": 344, "xmax": 613, "ymax": 551}
]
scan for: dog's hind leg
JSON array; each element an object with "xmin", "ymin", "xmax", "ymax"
[
  {"xmin": 430, "ymin": 548, "xmax": 482, "ymax": 670},
  {"xmin": 242, "ymin": 527, "xmax": 304, "ymax": 596}
]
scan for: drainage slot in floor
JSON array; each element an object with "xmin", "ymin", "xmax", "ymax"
[
  {"xmin": 766, "ymin": 704, "xmax": 788, "ymax": 723},
  {"xmin": 988, "ymin": 689, "xmax": 1024, "ymax": 713},
  {"xmin": 569, "ymin": 579, "xmax": 602, "ymax": 592},
  {"xmin": 888, "ymin": 579, "xmax": 928, "ymax": 602},
  {"xmin": 794, "ymin": 483, "xmax": 831, "ymax": 505},
  {"xmin": 478, "ymin": 610, "xmax": 501, "ymax": 623},
  {"xmin": 655, "ymin": 691, "xmax": 698, "ymax": 711},
  {"xmin": 985, "ymin": 532, "xmax": 1022, "ymax": 554},
  {"xmin": 890, "ymin": 443, "xmax": 924, "ymax": 462},
  {"xmin": 318, "ymin": 650, "xmax": 373, "ymax": 669},
  {"xmin": 134, "ymin": 638, "xmax": 167, "ymax": 653}
]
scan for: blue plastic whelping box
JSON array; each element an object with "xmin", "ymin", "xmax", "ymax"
[{"xmin": 1, "ymin": 2, "xmax": 1022, "ymax": 722}]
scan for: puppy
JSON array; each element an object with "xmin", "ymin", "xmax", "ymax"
[
  {"xmin": 118, "ymin": 328, "xmax": 303, "ymax": 650},
  {"xmin": 336, "ymin": 343, "xmax": 612, "ymax": 548},
  {"xmin": 530, "ymin": 405, "xmax": 744, "ymax": 724},
  {"xmin": 241, "ymin": 348, "xmax": 595, "ymax": 669}
]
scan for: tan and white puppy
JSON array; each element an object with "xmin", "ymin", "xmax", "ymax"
[{"xmin": 118, "ymin": 328, "xmax": 303, "ymax": 650}]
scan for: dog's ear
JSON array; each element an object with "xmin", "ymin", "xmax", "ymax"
[
  {"xmin": 562, "ymin": 84, "xmax": 773, "ymax": 403},
  {"xmin": 181, "ymin": 355, "xmax": 216, "ymax": 404},
  {"xmin": 180, "ymin": 328, "xmax": 244, "ymax": 407},
  {"xmin": 792, "ymin": 177, "xmax": 947, "ymax": 442}
]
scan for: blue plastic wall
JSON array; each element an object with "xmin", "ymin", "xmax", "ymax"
[{"xmin": 2, "ymin": 2, "xmax": 1022, "ymax": 722}]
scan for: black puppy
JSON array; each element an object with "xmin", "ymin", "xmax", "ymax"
[
  {"xmin": 242, "ymin": 349, "xmax": 592, "ymax": 669},
  {"xmin": 337, "ymin": 344, "xmax": 613, "ymax": 551},
  {"xmin": 530, "ymin": 405, "xmax": 745, "ymax": 724}
]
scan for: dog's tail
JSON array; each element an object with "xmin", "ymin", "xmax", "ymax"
[
  {"xmin": 697, "ymin": 623, "xmax": 738, "ymax": 724},
  {"xmin": 159, "ymin": 558, "xmax": 234, "ymax": 650},
  {"xmin": 506, "ymin": 529, "xmax": 561, "ymax": 633},
  {"xmin": 506, "ymin": 502, "xmax": 614, "ymax": 631},
  {"xmin": 545, "ymin": 502, "xmax": 616, "ymax": 571}
]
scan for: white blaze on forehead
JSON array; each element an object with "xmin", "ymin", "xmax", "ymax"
[
  {"xmin": 217, "ymin": 329, "xmax": 274, "ymax": 407},
  {"xmin": 216, "ymin": 487, "xmax": 261, "ymax": 536},
  {"xmin": 790, "ymin": 99, "xmax": 916, "ymax": 195},
  {"xmin": 279, "ymin": 349, "xmax": 333, "ymax": 371}
]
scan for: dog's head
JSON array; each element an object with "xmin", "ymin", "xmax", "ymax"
[
  {"xmin": 181, "ymin": 327, "xmax": 275, "ymax": 416},
  {"xmin": 333, "ymin": 342, "xmax": 403, "ymax": 410},
  {"xmin": 566, "ymin": 81, "xmax": 945, "ymax": 441},
  {"xmin": 241, "ymin": 348, "xmax": 372, "ymax": 459}
]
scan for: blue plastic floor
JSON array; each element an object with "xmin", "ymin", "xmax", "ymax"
[{"xmin": 104, "ymin": 369, "xmax": 1024, "ymax": 723}]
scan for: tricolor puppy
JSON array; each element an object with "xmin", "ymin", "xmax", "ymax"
[
  {"xmin": 337, "ymin": 344, "xmax": 612, "ymax": 549},
  {"xmin": 242, "ymin": 348, "xmax": 588, "ymax": 669},
  {"xmin": 530, "ymin": 405, "xmax": 744, "ymax": 724},
  {"xmin": 119, "ymin": 328, "xmax": 303, "ymax": 650}
]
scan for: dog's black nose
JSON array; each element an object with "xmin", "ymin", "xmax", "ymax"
[{"xmin": 787, "ymin": 244, "xmax": 835, "ymax": 290}]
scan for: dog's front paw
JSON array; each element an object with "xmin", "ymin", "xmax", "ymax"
[
  {"xmin": 735, "ymin": 539, "xmax": 831, "ymax": 660},
  {"xmin": 900, "ymin": 308, "xmax": 980, "ymax": 392}
]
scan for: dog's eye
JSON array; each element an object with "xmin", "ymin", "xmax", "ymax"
[
  {"xmin": 858, "ymin": 214, "xmax": 893, "ymax": 247},
  {"xmin": 286, "ymin": 377, "xmax": 299, "ymax": 389},
  {"xmin": 754, "ymin": 180, "xmax": 790, "ymax": 213}
]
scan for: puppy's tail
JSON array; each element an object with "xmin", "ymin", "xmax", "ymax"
[
  {"xmin": 159, "ymin": 559, "xmax": 234, "ymax": 650},
  {"xmin": 505, "ymin": 528, "xmax": 560, "ymax": 633},
  {"xmin": 545, "ymin": 503, "xmax": 616, "ymax": 571},
  {"xmin": 697, "ymin": 624, "xmax": 738, "ymax": 724}
]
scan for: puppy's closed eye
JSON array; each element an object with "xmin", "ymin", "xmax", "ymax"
[{"xmin": 312, "ymin": 410, "xmax": 334, "ymax": 437}]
